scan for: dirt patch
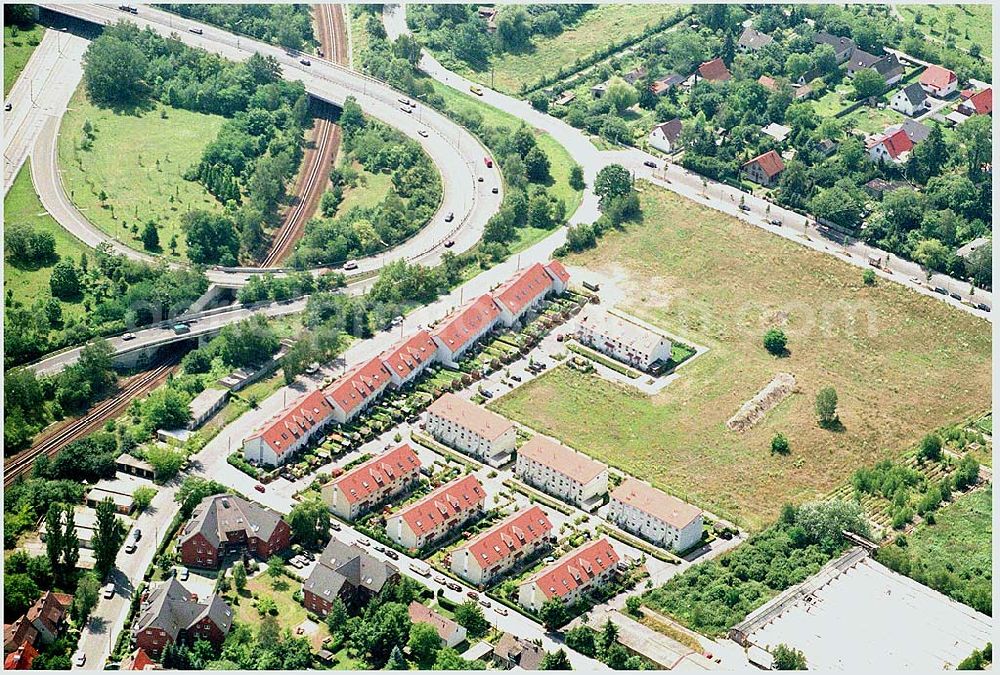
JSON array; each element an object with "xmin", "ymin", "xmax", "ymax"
[{"xmin": 726, "ymin": 373, "xmax": 797, "ymax": 433}]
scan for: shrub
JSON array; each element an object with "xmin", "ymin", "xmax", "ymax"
[
  {"xmin": 770, "ymin": 433, "xmax": 790, "ymax": 455},
  {"xmin": 763, "ymin": 328, "xmax": 787, "ymax": 355}
]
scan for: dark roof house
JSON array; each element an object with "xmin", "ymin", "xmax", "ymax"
[
  {"xmin": 303, "ymin": 538, "xmax": 399, "ymax": 612},
  {"xmin": 738, "ymin": 26, "xmax": 773, "ymax": 51}
]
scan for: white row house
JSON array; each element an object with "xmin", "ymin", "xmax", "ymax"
[
  {"xmin": 517, "ymin": 539, "xmax": 619, "ymax": 612},
  {"xmin": 426, "ymin": 393, "xmax": 517, "ymax": 467},
  {"xmin": 576, "ymin": 306, "xmax": 672, "ymax": 371},
  {"xmin": 607, "ymin": 478, "xmax": 703, "ymax": 552},
  {"xmin": 385, "ymin": 475, "xmax": 486, "ymax": 550},
  {"xmin": 321, "ymin": 444, "xmax": 422, "ymax": 521},
  {"xmin": 515, "ymin": 435, "xmax": 608, "ymax": 511},
  {"xmin": 450, "ymin": 506, "xmax": 553, "ymax": 586}
]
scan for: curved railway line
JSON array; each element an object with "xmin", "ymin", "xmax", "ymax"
[{"xmin": 3, "ymin": 356, "xmax": 180, "ymax": 488}]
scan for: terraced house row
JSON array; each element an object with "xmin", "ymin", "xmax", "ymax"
[{"xmin": 241, "ymin": 261, "xmax": 570, "ymax": 467}]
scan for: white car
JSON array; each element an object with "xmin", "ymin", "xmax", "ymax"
[
  {"xmin": 103, "ymin": 583, "xmax": 115, "ymax": 599},
  {"xmin": 356, "ymin": 537, "xmax": 371, "ymax": 547},
  {"xmin": 73, "ymin": 653, "xmax": 86, "ymax": 667},
  {"xmin": 122, "ymin": 332, "xmax": 136, "ymax": 341},
  {"xmin": 418, "ymin": 129, "xmax": 429, "ymax": 138},
  {"xmin": 178, "ymin": 567, "xmax": 189, "ymax": 581},
  {"xmin": 125, "ymin": 542, "xmax": 137, "ymax": 554}
]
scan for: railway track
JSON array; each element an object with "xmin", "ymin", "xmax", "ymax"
[
  {"xmin": 261, "ymin": 4, "xmax": 348, "ymax": 267},
  {"xmin": 3, "ymin": 357, "xmax": 180, "ymax": 488}
]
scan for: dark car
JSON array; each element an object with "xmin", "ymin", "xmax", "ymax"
[
  {"xmin": 447, "ymin": 581, "xmax": 462, "ymax": 592},
  {"xmin": 300, "ymin": 58, "xmax": 312, "ymax": 66},
  {"xmin": 4, "ymin": 102, "xmax": 11, "ymax": 112},
  {"xmin": 739, "ymin": 204, "xmax": 751, "ymax": 212},
  {"xmin": 949, "ymin": 292, "xmax": 962, "ymax": 300},
  {"xmin": 976, "ymin": 303, "xmax": 991, "ymax": 312},
  {"xmin": 769, "ymin": 218, "xmax": 782, "ymax": 226},
  {"xmin": 384, "ymin": 549, "xmax": 399, "ymax": 560},
  {"xmin": 933, "ymin": 287, "xmax": 948, "ymax": 295},
  {"xmin": 491, "ymin": 186, "xmax": 499, "ymax": 194},
  {"xmin": 643, "ymin": 160, "xmax": 657, "ymax": 169},
  {"xmin": 444, "ymin": 240, "xmax": 455, "ymax": 248}
]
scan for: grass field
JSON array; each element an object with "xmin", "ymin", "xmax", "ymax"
[
  {"xmin": 843, "ymin": 104, "xmax": 906, "ymax": 135},
  {"xmin": 897, "ymin": 4, "xmax": 992, "ymax": 58},
  {"xmin": 431, "ymin": 80, "xmax": 583, "ymax": 220},
  {"xmin": 435, "ymin": 5, "xmax": 686, "ymax": 95},
  {"xmin": 489, "ymin": 185, "xmax": 991, "ymax": 530},
  {"xmin": 335, "ymin": 161, "xmax": 393, "ymax": 217},
  {"xmin": 4, "ymin": 23, "xmax": 44, "ymax": 95},
  {"xmin": 4, "ymin": 163, "xmax": 90, "ymax": 319},
  {"xmin": 57, "ymin": 86, "xmax": 226, "ymax": 262}
]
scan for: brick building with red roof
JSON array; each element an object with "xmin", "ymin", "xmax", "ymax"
[
  {"xmin": 742, "ymin": 149, "xmax": 785, "ymax": 186},
  {"xmin": 379, "ymin": 330, "xmax": 438, "ymax": 387},
  {"xmin": 322, "ymin": 444, "xmax": 422, "ymax": 521},
  {"xmin": 450, "ymin": 506, "xmax": 553, "ymax": 586},
  {"xmin": 697, "ymin": 57, "xmax": 731, "ymax": 82},
  {"xmin": 431, "ymin": 294, "xmax": 502, "ymax": 366},
  {"xmin": 3, "ymin": 642, "xmax": 37, "ymax": 670},
  {"xmin": 4, "ymin": 591, "xmax": 72, "ymax": 654},
  {"xmin": 386, "ymin": 474, "xmax": 486, "ymax": 550},
  {"xmin": 958, "ymin": 87, "xmax": 993, "ymax": 116},
  {"xmin": 517, "ymin": 539, "xmax": 620, "ymax": 611},
  {"xmin": 242, "ymin": 389, "xmax": 336, "ymax": 466}
]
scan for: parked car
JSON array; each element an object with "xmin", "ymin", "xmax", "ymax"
[
  {"xmin": 74, "ymin": 653, "xmax": 87, "ymax": 668},
  {"xmin": 739, "ymin": 204, "xmax": 751, "ymax": 212},
  {"xmin": 477, "ymin": 176, "xmax": 484, "ymax": 182},
  {"xmin": 491, "ymin": 186, "xmax": 499, "ymax": 194},
  {"xmin": 290, "ymin": 558, "xmax": 304, "ymax": 569},
  {"xmin": 494, "ymin": 605, "xmax": 508, "ymax": 616},
  {"xmin": 398, "ymin": 97, "xmax": 411, "ymax": 106},
  {"xmin": 188, "ymin": 27, "xmax": 203, "ymax": 35},
  {"xmin": 400, "ymin": 106, "xmax": 412, "ymax": 113},
  {"xmin": 384, "ymin": 549, "xmax": 399, "ymax": 560},
  {"xmin": 357, "ymin": 537, "xmax": 371, "ymax": 547},
  {"xmin": 343, "ymin": 260, "xmax": 358, "ymax": 270},
  {"xmin": 447, "ymin": 581, "xmax": 462, "ymax": 592},
  {"xmin": 443, "ymin": 239, "xmax": 456, "ymax": 248},
  {"xmin": 178, "ymin": 567, "xmax": 189, "ymax": 581},
  {"xmin": 125, "ymin": 542, "xmax": 137, "ymax": 554},
  {"xmin": 4, "ymin": 102, "xmax": 11, "ymax": 111},
  {"xmin": 643, "ymin": 160, "xmax": 657, "ymax": 169},
  {"xmin": 480, "ymin": 389, "xmax": 493, "ymax": 399},
  {"xmin": 122, "ymin": 332, "xmax": 136, "ymax": 341},
  {"xmin": 331, "ymin": 521, "xmax": 342, "ymax": 531},
  {"xmin": 132, "ymin": 529, "xmax": 142, "ymax": 541},
  {"xmin": 391, "ymin": 315, "xmax": 405, "ymax": 327},
  {"xmin": 434, "ymin": 575, "xmax": 446, "ymax": 584},
  {"xmin": 103, "ymin": 583, "xmax": 115, "ymax": 599},
  {"xmin": 479, "ymin": 598, "xmax": 492, "ymax": 608},
  {"xmin": 300, "ymin": 58, "xmax": 312, "ymax": 66},
  {"xmin": 769, "ymin": 218, "xmax": 782, "ymax": 226},
  {"xmin": 976, "ymin": 303, "xmax": 991, "ymax": 312},
  {"xmin": 374, "ymin": 544, "xmax": 385, "ymax": 553},
  {"xmin": 410, "ymin": 562, "xmax": 432, "ymax": 577},
  {"xmin": 510, "ymin": 374, "xmax": 522, "ymax": 382},
  {"xmin": 470, "ymin": 85, "xmax": 484, "ymax": 96},
  {"xmin": 933, "ymin": 287, "xmax": 948, "ymax": 295},
  {"xmin": 950, "ymin": 292, "xmax": 962, "ymax": 300},
  {"xmin": 467, "ymin": 590, "xmax": 479, "ymax": 600}
]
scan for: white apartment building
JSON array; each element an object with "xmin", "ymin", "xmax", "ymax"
[
  {"xmin": 607, "ymin": 478, "xmax": 703, "ymax": 552},
  {"xmin": 515, "ymin": 436, "xmax": 608, "ymax": 511},
  {"xmin": 517, "ymin": 538, "xmax": 619, "ymax": 612},
  {"xmin": 322, "ymin": 444, "xmax": 422, "ymax": 521},
  {"xmin": 385, "ymin": 475, "xmax": 486, "ymax": 550},
  {"xmin": 425, "ymin": 393, "xmax": 517, "ymax": 467},
  {"xmin": 576, "ymin": 306, "xmax": 673, "ymax": 371},
  {"xmin": 450, "ymin": 506, "xmax": 553, "ymax": 586}
]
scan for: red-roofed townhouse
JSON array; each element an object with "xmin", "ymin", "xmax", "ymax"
[
  {"xmin": 431, "ymin": 295, "xmax": 502, "ymax": 366},
  {"xmin": 544, "ymin": 260, "xmax": 571, "ymax": 294},
  {"xmin": 3, "ymin": 591, "xmax": 73, "ymax": 653},
  {"xmin": 120, "ymin": 647, "xmax": 159, "ymax": 671},
  {"xmin": 919, "ymin": 65, "xmax": 958, "ymax": 97},
  {"xmin": 426, "ymin": 393, "xmax": 517, "ymax": 466},
  {"xmin": 517, "ymin": 539, "xmax": 619, "ymax": 612},
  {"xmin": 490, "ymin": 263, "xmax": 554, "ymax": 327},
  {"xmin": 242, "ymin": 389, "xmax": 335, "ymax": 466},
  {"xmin": 741, "ymin": 150, "xmax": 785, "ymax": 187},
  {"xmin": 325, "ymin": 356, "xmax": 394, "ymax": 424},
  {"xmin": 697, "ymin": 57, "xmax": 731, "ymax": 83},
  {"xmin": 385, "ymin": 475, "xmax": 486, "ymax": 550},
  {"xmin": 958, "ymin": 87, "xmax": 993, "ymax": 116},
  {"xmin": 322, "ymin": 444, "xmax": 422, "ymax": 521},
  {"xmin": 379, "ymin": 330, "xmax": 438, "ymax": 388},
  {"xmin": 3, "ymin": 642, "xmax": 38, "ymax": 670},
  {"xmin": 450, "ymin": 506, "xmax": 553, "ymax": 586},
  {"xmin": 866, "ymin": 128, "xmax": 914, "ymax": 164}
]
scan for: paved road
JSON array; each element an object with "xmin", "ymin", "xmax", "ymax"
[
  {"xmin": 383, "ymin": 3, "xmax": 991, "ymax": 320},
  {"xmin": 3, "ymin": 28, "xmax": 87, "ymax": 195}
]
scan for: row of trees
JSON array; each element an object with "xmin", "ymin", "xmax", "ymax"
[{"xmin": 163, "ymin": 4, "xmax": 314, "ymax": 52}]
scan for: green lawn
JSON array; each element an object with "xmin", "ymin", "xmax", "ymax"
[
  {"xmin": 489, "ymin": 184, "xmax": 991, "ymax": 530},
  {"xmin": 843, "ymin": 104, "xmax": 906, "ymax": 135},
  {"xmin": 4, "ymin": 23, "xmax": 45, "ymax": 95},
  {"xmin": 57, "ymin": 86, "xmax": 226, "ymax": 262},
  {"xmin": 898, "ymin": 4, "xmax": 992, "ymax": 58},
  {"xmin": 233, "ymin": 572, "xmax": 330, "ymax": 648},
  {"xmin": 4, "ymin": 162, "xmax": 90, "ymax": 320},
  {"xmin": 431, "ymin": 80, "xmax": 583, "ymax": 219},
  {"xmin": 811, "ymin": 83, "xmax": 854, "ymax": 118},
  {"xmin": 335, "ymin": 161, "xmax": 393, "ymax": 217}
]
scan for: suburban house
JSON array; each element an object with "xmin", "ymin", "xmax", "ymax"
[
  {"xmin": 493, "ymin": 633, "xmax": 546, "ymax": 670},
  {"xmin": 958, "ymin": 87, "xmax": 993, "ymax": 116},
  {"xmin": 517, "ymin": 539, "xmax": 620, "ymax": 612},
  {"xmin": 742, "ymin": 149, "xmax": 785, "ymax": 186},
  {"xmin": 119, "ymin": 648, "xmax": 158, "ymax": 671},
  {"xmin": 425, "ymin": 393, "xmax": 517, "ymax": 466},
  {"xmin": 737, "ymin": 26, "xmax": 773, "ymax": 51},
  {"xmin": 846, "ymin": 49, "xmax": 882, "ymax": 77},
  {"xmin": 4, "ymin": 642, "xmax": 38, "ymax": 670},
  {"xmin": 865, "ymin": 120, "xmax": 931, "ymax": 164},
  {"xmin": 302, "ymin": 538, "xmax": 399, "ymax": 615},
  {"xmin": 576, "ymin": 305, "xmax": 673, "ymax": 371},
  {"xmin": 650, "ymin": 74, "xmax": 684, "ymax": 96},
  {"xmin": 515, "ymin": 435, "xmax": 609, "ymax": 511},
  {"xmin": 431, "ymin": 294, "xmax": 502, "ymax": 366},
  {"xmin": 890, "ymin": 83, "xmax": 929, "ymax": 116},
  {"xmin": 894, "ymin": 118, "xmax": 931, "ymax": 144},
  {"xmin": 622, "ymin": 66, "xmax": 648, "ymax": 85},
  {"xmin": 187, "ymin": 388, "xmax": 229, "ymax": 430},
  {"xmin": 542, "ymin": 259, "xmax": 570, "ymax": 294},
  {"xmin": 648, "ymin": 118, "xmax": 683, "ymax": 153},
  {"xmin": 697, "ymin": 57, "xmax": 731, "ymax": 83},
  {"xmin": 322, "ymin": 444, "xmax": 422, "ymax": 521},
  {"xmin": 607, "ymin": 478, "xmax": 704, "ymax": 552},
  {"xmin": 590, "ymin": 81, "xmax": 609, "ymax": 99},
  {"xmin": 3, "ymin": 591, "xmax": 72, "ymax": 653},
  {"xmin": 133, "ymin": 579, "xmax": 232, "ymax": 657},
  {"xmin": 813, "ymin": 32, "xmax": 856, "ymax": 62},
  {"xmin": 385, "ymin": 474, "xmax": 486, "ymax": 550},
  {"xmin": 178, "ymin": 494, "xmax": 291, "ymax": 569},
  {"xmin": 242, "ymin": 388, "xmax": 335, "ymax": 466},
  {"xmin": 490, "ymin": 262, "xmax": 555, "ymax": 327},
  {"xmin": 872, "ymin": 53, "xmax": 905, "ymax": 86},
  {"xmin": 325, "ymin": 356, "xmax": 394, "ymax": 424},
  {"xmin": 408, "ymin": 602, "xmax": 467, "ymax": 648},
  {"xmin": 554, "ymin": 91, "xmax": 575, "ymax": 106},
  {"xmin": 450, "ymin": 506, "xmax": 553, "ymax": 586},
  {"xmin": 761, "ymin": 122, "xmax": 791, "ymax": 143},
  {"xmin": 919, "ymin": 65, "xmax": 958, "ymax": 97},
  {"xmin": 379, "ymin": 330, "xmax": 438, "ymax": 388},
  {"xmin": 477, "ymin": 6, "xmax": 498, "ymax": 31}
]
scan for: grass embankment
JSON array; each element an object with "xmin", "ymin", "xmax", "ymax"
[
  {"xmin": 897, "ymin": 4, "xmax": 992, "ymax": 58},
  {"xmin": 4, "ymin": 23, "xmax": 45, "ymax": 95},
  {"xmin": 4, "ymin": 163, "xmax": 90, "ymax": 319},
  {"xmin": 490, "ymin": 185, "xmax": 991, "ymax": 530},
  {"xmin": 57, "ymin": 86, "xmax": 226, "ymax": 262},
  {"xmin": 334, "ymin": 161, "xmax": 393, "ymax": 217}
]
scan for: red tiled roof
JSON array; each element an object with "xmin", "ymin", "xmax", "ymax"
[
  {"xmin": 3, "ymin": 619, "xmax": 38, "ymax": 653},
  {"xmin": 4, "ymin": 642, "xmax": 38, "ymax": 670},
  {"xmin": 380, "ymin": 330, "xmax": 437, "ymax": 380},
  {"xmin": 432, "ymin": 294, "xmax": 502, "ymax": 354},
  {"xmin": 26, "ymin": 592, "xmax": 71, "ymax": 635},
  {"xmin": 698, "ymin": 57, "xmax": 731, "ymax": 82},
  {"xmin": 518, "ymin": 435, "xmax": 607, "ymax": 484},
  {"xmin": 329, "ymin": 444, "xmax": 421, "ymax": 505},
  {"xmin": 492, "ymin": 263, "xmax": 553, "ymax": 317},
  {"xmin": 544, "ymin": 259, "xmax": 570, "ymax": 285},
  {"xmin": 529, "ymin": 539, "xmax": 619, "ymax": 600},
  {"xmin": 743, "ymin": 149, "xmax": 785, "ymax": 178},
  {"xmin": 121, "ymin": 648, "xmax": 156, "ymax": 671},
  {"xmin": 967, "ymin": 87, "xmax": 993, "ymax": 115},
  {"xmin": 249, "ymin": 389, "xmax": 335, "ymax": 456},
  {"xmin": 919, "ymin": 65, "xmax": 956, "ymax": 90},
  {"xmin": 326, "ymin": 356, "xmax": 392, "ymax": 415},
  {"xmin": 408, "ymin": 601, "xmax": 463, "ymax": 642},
  {"xmin": 878, "ymin": 128, "xmax": 914, "ymax": 159},
  {"xmin": 457, "ymin": 506, "xmax": 552, "ymax": 568},
  {"xmin": 427, "ymin": 393, "xmax": 514, "ymax": 441},
  {"xmin": 758, "ymin": 75, "xmax": 778, "ymax": 92},
  {"xmin": 395, "ymin": 475, "xmax": 485, "ymax": 537}
]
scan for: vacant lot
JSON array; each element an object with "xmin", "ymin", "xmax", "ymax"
[
  {"xmin": 491, "ymin": 185, "xmax": 991, "ymax": 529},
  {"xmin": 4, "ymin": 163, "xmax": 90, "ymax": 319},
  {"xmin": 57, "ymin": 86, "xmax": 226, "ymax": 262},
  {"xmin": 4, "ymin": 23, "xmax": 44, "ymax": 95},
  {"xmin": 898, "ymin": 4, "xmax": 992, "ymax": 58}
]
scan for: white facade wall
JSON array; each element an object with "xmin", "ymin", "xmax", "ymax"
[
  {"xmin": 514, "ymin": 455, "xmax": 608, "ymax": 510},
  {"xmin": 322, "ymin": 468, "xmax": 420, "ymax": 521},
  {"xmin": 577, "ymin": 324, "xmax": 672, "ymax": 371},
  {"xmin": 516, "ymin": 565, "xmax": 616, "ymax": 612},
  {"xmin": 450, "ymin": 536, "xmax": 548, "ymax": 586},
  {"xmin": 607, "ymin": 498, "xmax": 703, "ymax": 551},
  {"xmin": 648, "ymin": 127, "xmax": 674, "ymax": 153},
  {"xmin": 426, "ymin": 414, "xmax": 517, "ymax": 467}
]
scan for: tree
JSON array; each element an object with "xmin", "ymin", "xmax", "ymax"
[
  {"xmin": 952, "ymin": 454, "xmax": 979, "ymax": 490},
  {"xmin": 83, "ymin": 32, "xmax": 149, "ymax": 107},
  {"xmin": 771, "ymin": 432, "xmax": 790, "ymax": 456},
  {"xmin": 49, "ymin": 259, "xmax": 82, "ymax": 301},
  {"xmin": 232, "ymin": 560, "xmax": 247, "ymax": 592},
  {"xmin": 852, "ymin": 68, "xmax": 886, "ymax": 100},
  {"xmin": 763, "ymin": 328, "xmax": 787, "ymax": 355},
  {"xmin": 45, "ymin": 503, "xmax": 65, "ymax": 579},
  {"xmin": 218, "ymin": 315, "xmax": 280, "ymax": 368},
  {"xmin": 965, "ymin": 243, "xmax": 991, "ymax": 288},
  {"xmin": 539, "ymin": 597, "xmax": 569, "ymax": 631},
  {"xmin": 408, "ymin": 622, "xmax": 442, "ymax": 667},
  {"xmin": 597, "ymin": 619, "xmax": 619, "ymax": 656},
  {"xmin": 569, "ymin": 164, "xmax": 585, "ymax": 191},
  {"xmin": 524, "ymin": 146, "xmax": 551, "ymax": 183},
  {"xmin": 453, "ymin": 600, "xmax": 489, "ymax": 638},
  {"xmin": 183, "ymin": 210, "xmax": 240, "ymax": 265},
  {"xmin": 92, "ymin": 497, "xmax": 125, "ymax": 577},
  {"xmin": 141, "ymin": 387, "xmax": 192, "ymax": 431},
  {"xmin": 131, "ymin": 486, "xmax": 156, "ymax": 513},
  {"xmin": 145, "ymin": 445, "xmax": 185, "ymax": 481},
  {"xmin": 594, "ymin": 164, "xmax": 632, "ymax": 207},
  {"xmin": 862, "ymin": 268, "xmax": 876, "ymax": 285},
  {"xmin": 141, "ymin": 221, "xmax": 160, "ymax": 251},
  {"xmin": 354, "ymin": 602, "xmax": 412, "ymax": 667},
  {"xmin": 540, "ymin": 649, "xmax": 572, "ymax": 670},
  {"xmin": 386, "ymin": 644, "xmax": 409, "ymax": 670},
  {"xmin": 815, "ymin": 387, "xmax": 839, "ymax": 427},
  {"xmin": 4, "ymin": 223, "xmax": 57, "ymax": 267},
  {"xmin": 918, "ymin": 434, "xmax": 943, "ymax": 462},
  {"xmin": 913, "ymin": 239, "xmax": 951, "ymax": 273},
  {"xmin": 267, "ymin": 555, "xmax": 284, "ymax": 578},
  {"xmin": 71, "ymin": 572, "xmax": 101, "ymax": 624},
  {"xmin": 809, "ymin": 187, "xmax": 861, "ymax": 230},
  {"xmin": 772, "ymin": 644, "xmax": 807, "ymax": 670},
  {"xmin": 496, "ymin": 6, "xmax": 531, "ymax": 52},
  {"xmin": 605, "ymin": 77, "xmax": 639, "ymax": 113},
  {"xmin": 4, "ymin": 573, "xmax": 40, "ymax": 618},
  {"xmin": 325, "ymin": 597, "xmax": 349, "ymax": 635},
  {"xmin": 530, "ymin": 92, "xmax": 550, "ymax": 112},
  {"xmin": 565, "ymin": 625, "xmax": 597, "ymax": 656},
  {"xmin": 176, "ymin": 477, "xmax": 226, "ymax": 517},
  {"xmin": 287, "ymin": 495, "xmax": 330, "ymax": 549}
]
